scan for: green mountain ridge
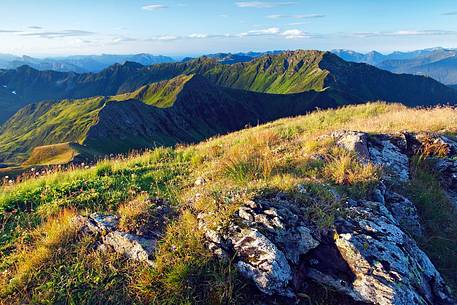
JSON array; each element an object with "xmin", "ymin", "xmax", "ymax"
[
  {"xmin": 1, "ymin": 50, "xmax": 456, "ymax": 123},
  {"xmin": 0, "ymin": 74, "xmax": 353, "ymax": 164}
]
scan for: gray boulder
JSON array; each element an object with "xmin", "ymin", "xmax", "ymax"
[
  {"xmin": 368, "ymin": 135, "xmax": 410, "ymax": 182},
  {"xmin": 199, "ymin": 195, "xmax": 319, "ymax": 297},
  {"xmin": 329, "ymin": 131, "xmax": 410, "ymax": 182},
  {"xmin": 101, "ymin": 231, "xmax": 156, "ymax": 265},
  {"xmin": 384, "ymin": 191, "xmax": 423, "ymax": 237},
  {"xmin": 72, "ymin": 208, "xmax": 168, "ymax": 265},
  {"xmin": 201, "ymin": 191, "xmax": 456, "ymax": 304},
  {"xmin": 305, "ymin": 197, "xmax": 455, "ymax": 305},
  {"xmin": 233, "ymin": 228, "xmax": 293, "ymax": 296}
]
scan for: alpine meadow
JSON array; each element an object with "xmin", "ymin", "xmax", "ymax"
[{"xmin": 1, "ymin": 1, "xmax": 457, "ymax": 305}]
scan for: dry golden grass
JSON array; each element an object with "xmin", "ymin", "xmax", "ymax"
[
  {"xmin": 323, "ymin": 152, "xmax": 381, "ymax": 186},
  {"xmin": 117, "ymin": 194, "xmax": 151, "ymax": 233},
  {"xmin": 3, "ymin": 209, "xmax": 80, "ymax": 292},
  {"xmin": 22, "ymin": 143, "xmax": 77, "ymax": 166},
  {"xmin": 338, "ymin": 105, "xmax": 457, "ymax": 134}
]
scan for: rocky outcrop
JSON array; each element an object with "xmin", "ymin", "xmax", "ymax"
[
  {"xmin": 333, "ymin": 131, "xmax": 370, "ymax": 161},
  {"xmin": 329, "ymin": 131, "xmax": 410, "ymax": 182},
  {"xmin": 72, "ymin": 199, "xmax": 174, "ymax": 265},
  {"xmin": 199, "ymin": 131, "xmax": 457, "ymax": 304},
  {"xmin": 384, "ymin": 190, "xmax": 423, "ymax": 237},
  {"xmin": 328, "ymin": 197, "xmax": 452, "ymax": 305},
  {"xmin": 368, "ymin": 135, "xmax": 410, "ymax": 182},
  {"xmin": 199, "ymin": 195, "xmax": 320, "ymax": 297},
  {"xmin": 100, "ymin": 231, "xmax": 156, "ymax": 265},
  {"xmin": 200, "ymin": 191, "xmax": 455, "ymax": 305},
  {"xmin": 332, "ymin": 130, "xmax": 457, "ymax": 209},
  {"xmin": 73, "ymin": 213, "xmax": 156, "ymax": 265}
]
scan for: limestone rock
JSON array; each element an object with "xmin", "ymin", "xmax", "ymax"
[
  {"xmin": 72, "ymin": 209, "xmax": 166, "ymax": 265},
  {"xmin": 200, "ymin": 195, "xmax": 320, "ymax": 297},
  {"xmin": 201, "ymin": 191, "xmax": 455, "ymax": 304},
  {"xmin": 308, "ymin": 198, "xmax": 455, "ymax": 305},
  {"xmin": 368, "ymin": 135, "xmax": 410, "ymax": 182},
  {"xmin": 233, "ymin": 228, "xmax": 293, "ymax": 296},
  {"xmin": 327, "ymin": 131, "xmax": 410, "ymax": 182},
  {"xmin": 332, "ymin": 131, "xmax": 370, "ymax": 161},
  {"xmin": 384, "ymin": 191, "xmax": 423, "ymax": 237},
  {"xmin": 102, "ymin": 231, "xmax": 156, "ymax": 265}
]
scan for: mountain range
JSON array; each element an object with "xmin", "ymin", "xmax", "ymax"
[
  {"xmin": 183, "ymin": 51, "xmax": 283, "ymax": 64},
  {"xmin": 1, "ymin": 49, "xmax": 457, "ymax": 167},
  {"xmin": 333, "ymin": 47, "xmax": 457, "ymax": 86},
  {"xmin": 5, "ymin": 48, "xmax": 457, "ymax": 87},
  {"xmin": 0, "ymin": 53, "xmax": 174, "ymax": 73}
]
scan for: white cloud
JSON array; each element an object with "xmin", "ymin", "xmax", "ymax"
[
  {"xmin": 0, "ymin": 29, "xmax": 21, "ymax": 33},
  {"xmin": 112, "ymin": 37, "xmax": 137, "ymax": 43},
  {"xmin": 238, "ymin": 27, "xmax": 280, "ymax": 37},
  {"xmin": 235, "ymin": 1, "xmax": 296, "ymax": 8},
  {"xmin": 188, "ymin": 33, "xmax": 208, "ymax": 39},
  {"xmin": 142, "ymin": 4, "xmax": 167, "ymax": 11},
  {"xmin": 267, "ymin": 14, "xmax": 325, "ymax": 19},
  {"xmin": 288, "ymin": 22, "xmax": 309, "ymax": 26},
  {"xmin": 19, "ymin": 30, "xmax": 95, "ymax": 39},
  {"xmin": 157, "ymin": 35, "xmax": 178, "ymax": 41},
  {"xmin": 281, "ymin": 29, "xmax": 308, "ymax": 39}
]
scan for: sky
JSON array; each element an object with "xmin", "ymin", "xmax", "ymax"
[{"xmin": 2, "ymin": 0, "xmax": 457, "ymax": 57}]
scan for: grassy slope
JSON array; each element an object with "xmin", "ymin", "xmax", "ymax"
[
  {"xmin": 2, "ymin": 50, "xmax": 456, "ymax": 125},
  {"xmin": 0, "ymin": 75, "xmax": 198, "ymax": 163},
  {"xmin": 0, "ymin": 74, "xmax": 349, "ymax": 165},
  {"xmin": 0, "ymin": 97, "xmax": 106, "ymax": 163},
  {"xmin": 204, "ymin": 50, "xmax": 329, "ymax": 94},
  {"xmin": 112, "ymin": 74, "xmax": 194, "ymax": 107},
  {"xmin": 0, "ymin": 103, "xmax": 456, "ymax": 304},
  {"xmin": 320, "ymin": 52, "xmax": 457, "ymax": 106},
  {"xmin": 22, "ymin": 143, "xmax": 101, "ymax": 166}
]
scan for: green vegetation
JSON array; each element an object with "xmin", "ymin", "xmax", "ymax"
[
  {"xmin": 1, "ymin": 49, "xmax": 456, "ymax": 129},
  {"xmin": 0, "ymin": 73, "xmax": 346, "ymax": 167},
  {"xmin": 23, "ymin": 142, "xmax": 100, "ymax": 166},
  {"xmin": 1, "ymin": 103, "xmax": 456, "ymax": 304},
  {"xmin": 406, "ymin": 158, "xmax": 457, "ymax": 293},
  {"xmin": 2, "ymin": 49, "xmax": 457, "ymax": 169},
  {"xmin": 113, "ymin": 74, "xmax": 194, "ymax": 107},
  {"xmin": 0, "ymin": 97, "xmax": 106, "ymax": 162},
  {"xmin": 205, "ymin": 50, "xmax": 329, "ymax": 94}
]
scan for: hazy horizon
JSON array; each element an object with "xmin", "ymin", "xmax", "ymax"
[{"xmin": 1, "ymin": 46, "xmax": 456, "ymax": 59}]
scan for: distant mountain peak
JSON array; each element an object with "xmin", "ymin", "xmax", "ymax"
[{"xmin": 121, "ymin": 61, "xmax": 144, "ymax": 69}]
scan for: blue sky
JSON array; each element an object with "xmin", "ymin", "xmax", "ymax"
[{"xmin": 1, "ymin": 0, "xmax": 457, "ymax": 56}]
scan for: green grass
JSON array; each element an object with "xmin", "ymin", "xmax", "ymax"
[
  {"xmin": 0, "ymin": 97, "xmax": 106, "ymax": 163},
  {"xmin": 205, "ymin": 50, "xmax": 329, "ymax": 94},
  {"xmin": 113, "ymin": 74, "xmax": 194, "ymax": 107},
  {"xmin": 406, "ymin": 157, "xmax": 457, "ymax": 293},
  {"xmin": 22, "ymin": 142, "xmax": 100, "ymax": 166},
  {"xmin": 1, "ymin": 103, "xmax": 457, "ymax": 304}
]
